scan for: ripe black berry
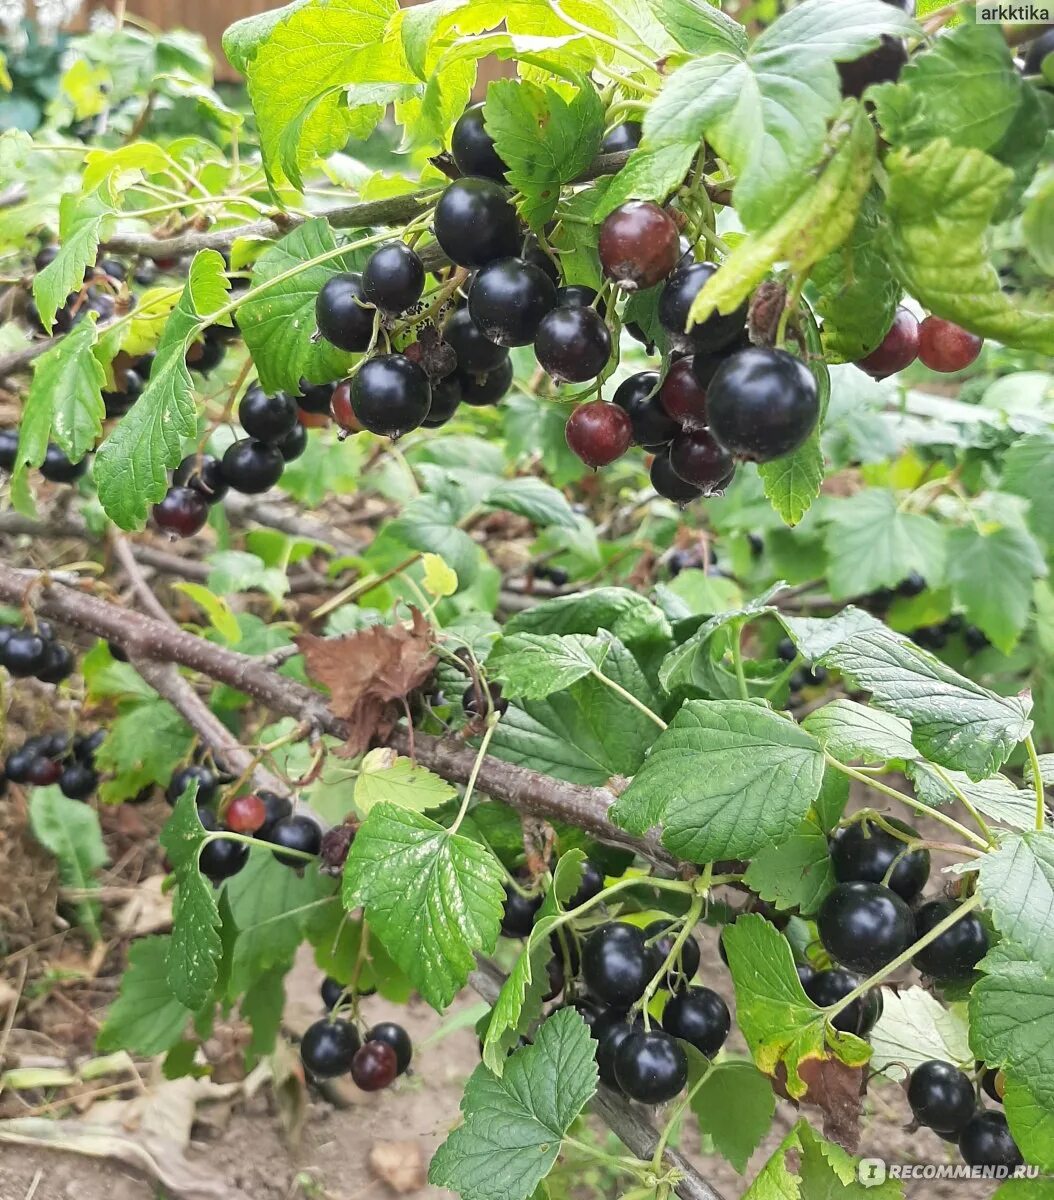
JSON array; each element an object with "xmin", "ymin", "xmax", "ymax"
[
  {"xmin": 601, "ymin": 121, "xmax": 642, "ymax": 154},
  {"xmin": 643, "ymin": 920, "xmax": 701, "ymax": 989},
  {"xmin": 566, "ymin": 401, "xmax": 633, "ymax": 468},
  {"xmin": 856, "ymin": 306, "xmax": 919, "ymax": 379},
  {"xmin": 268, "ymin": 814, "xmax": 323, "ymax": 865},
  {"xmin": 917, "ymin": 316, "xmax": 983, "ymax": 372},
  {"xmin": 351, "ymin": 354, "xmax": 431, "ymax": 436},
  {"xmin": 501, "ymin": 886, "xmax": 542, "ymax": 937},
  {"xmin": 1023, "ymin": 27, "xmax": 1054, "ymax": 74},
  {"xmin": 568, "ymin": 859, "xmax": 605, "ymax": 909},
  {"xmin": 238, "ymin": 385, "xmax": 298, "ymax": 442},
  {"xmin": 40, "ymin": 444, "xmax": 88, "ymax": 483},
  {"xmin": 958, "ymin": 1112, "xmax": 1023, "ymax": 1170},
  {"xmin": 59, "ymin": 762, "xmax": 98, "ymax": 800},
  {"xmin": 582, "ymin": 923, "xmax": 651, "ymax": 1009},
  {"xmin": 153, "ymin": 487, "xmax": 209, "ymax": 538},
  {"xmin": 599, "ymin": 201, "xmax": 681, "ymax": 291},
  {"xmin": 522, "ymin": 236, "xmax": 560, "ymax": 286},
  {"xmin": 912, "ymin": 900, "xmax": 989, "ymax": 981},
  {"xmin": 898, "ymin": 570, "xmax": 927, "ymax": 597},
  {"xmin": 2, "ymin": 630, "xmax": 50, "ymax": 677},
  {"xmin": 352, "ymin": 1040, "xmax": 399, "ymax": 1091},
  {"xmin": 795, "ymin": 961, "xmax": 817, "ymax": 989},
  {"xmin": 830, "ymin": 816, "xmax": 930, "ymax": 902},
  {"xmin": 4, "ymin": 748, "xmax": 34, "ymax": 783},
  {"xmin": 594, "ymin": 1012, "xmax": 640, "ymax": 1089},
  {"xmin": 838, "ymin": 36, "xmax": 908, "ymax": 98},
  {"xmin": 462, "ymin": 679, "xmax": 508, "ymax": 717},
  {"xmin": 276, "ymin": 421, "xmax": 308, "ymax": 462},
  {"xmin": 422, "ymin": 377, "xmax": 462, "ymax": 427},
  {"xmin": 908, "ymin": 1061, "xmax": 976, "ymax": 1134},
  {"xmin": 296, "ymin": 380, "xmax": 336, "ymax": 415},
  {"xmin": 301, "ymin": 1017, "xmax": 360, "ymax": 1078},
  {"xmin": 173, "ymin": 453, "xmax": 228, "ymax": 504},
  {"xmin": 817, "ymin": 882, "xmax": 915, "ymax": 975},
  {"xmin": 534, "ymin": 305, "xmax": 611, "ymax": 382},
  {"xmin": 434, "ymin": 178, "xmax": 520, "ymax": 268},
  {"xmin": 221, "ymin": 438, "xmax": 285, "ymax": 494},
  {"xmin": 38, "ymin": 641, "xmax": 74, "ymax": 684},
  {"xmin": 662, "ymin": 986, "xmax": 731, "ymax": 1056},
  {"xmin": 451, "ymin": 104, "xmax": 508, "ymax": 181},
  {"xmin": 187, "ymin": 334, "xmax": 226, "ymax": 376},
  {"xmin": 468, "ymin": 258, "xmax": 556, "ymax": 347},
  {"xmin": 556, "ymin": 284, "xmax": 605, "ymax": 314},
  {"xmin": 669, "ymin": 430, "xmax": 734, "ymax": 493},
  {"xmin": 167, "ymin": 764, "xmax": 218, "ymax": 807},
  {"xmin": 321, "ymin": 976, "xmax": 345, "ymax": 1010},
  {"xmin": 660, "ymin": 358, "xmax": 709, "ymax": 429},
  {"xmin": 707, "ymin": 348, "xmax": 819, "ymax": 462},
  {"xmin": 804, "ymin": 969, "xmax": 883, "ymax": 1036},
  {"xmin": 0, "ymin": 429, "xmax": 17, "ymax": 471},
  {"xmin": 315, "ymin": 273, "xmax": 375, "ymax": 352},
  {"xmin": 614, "ymin": 1030, "xmax": 687, "ymax": 1104},
  {"xmin": 457, "ymin": 358, "xmax": 513, "ymax": 407},
  {"xmin": 199, "ymin": 832, "xmax": 250, "ymax": 884},
  {"xmin": 614, "ymin": 371, "xmax": 680, "ymax": 448},
  {"xmin": 659, "ymin": 262, "xmax": 746, "ymax": 354},
  {"xmin": 365, "ymin": 1022, "xmax": 413, "ymax": 1075},
  {"xmin": 255, "ymin": 789, "xmax": 293, "ymax": 839},
  {"xmin": 650, "ymin": 451, "xmax": 703, "ymax": 506},
  {"xmin": 362, "ymin": 241, "xmax": 425, "ymax": 313},
  {"xmin": 443, "ymin": 307, "xmax": 509, "ymax": 374},
  {"xmin": 74, "ymin": 729, "xmax": 106, "ymax": 761}
]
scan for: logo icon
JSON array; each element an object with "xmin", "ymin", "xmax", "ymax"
[{"xmin": 858, "ymin": 1159, "xmax": 887, "ymax": 1187}]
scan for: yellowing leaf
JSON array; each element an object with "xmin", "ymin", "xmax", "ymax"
[
  {"xmin": 61, "ymin": 59, "xmax": 112, "ymax": 120},
  {"xmin": 121, "ymin": 287, "xmax": 182, "ymax": 357},
  {"xmin": 173, "ymin": 582, "xmax": 241, "ymax": 644},
  {"xmin": 422, "ymin": 553, "xmax": 458, "ymax": 598},
  {"xmin": 354, "ymin": 747, "xmax": 456, "ymax": 816}
]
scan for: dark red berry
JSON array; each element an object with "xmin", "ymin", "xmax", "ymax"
[
  {"xmin": 330, "ymin": 380, "xmax": 362, "ymax": 433},
  {"xmin": 613, "ymin": 371, "xmax": 680, "ymax": 448},
  {"xmin": 238, "ymin": 385, "xmax": 298, "ymax": 442},
  {"xmin": 669, "ymin": 429, "xmax": 734, "ymax": 493},
  {"xmin": 599, "ymin": 202, "xmax": 681, "ymax": 291},
  {"xmin": 220, "ymin": 439, "xmax": 285, "ymax": 494},
  {"xmin": 153, "ymin": 487, "xmax": 209, "ymax": 537},
  {"xmin": 173, "ymin": 453, "xmax": 228, "ymax": 504},
  {"xmin": 917, "ymin": 316, "xmax": 983, "ymax": 372},
  {"xmin": 351, "ymin": 354, "xmax": 432, "ymax": 436},
  {"xmin": 468, "ymin": 257, "xmax": 556, "ymax": 347},
  {"xmin": 650, "ymin": 451, "xmax": 703, "ymax": 506},
  {"xmin": 351, "ymin": 1040, "xmax": 399, "ymax": 1091},
  {"xmin": 365, "ymin": 1022, "xmax": 412, "ymax": 1075},
  {"xmin": 660, "ymin": 358, "xmax": 709, "ymax": 428},
  {"xmin": 225, "ymin": 793, "xmax": 267, "ymax": 834},
  {"xmin": 707, "ymin": 348, "xmax": 819, "ymax": 462},
  {"xmin": 362, "ymin": 241, "xmax": 425, "ymax": 314},
  {"xmin": 434, "ymin": 177, "xmax": 520, "ymax": 268},
  {"xmin": 535, "ymin": 305, "xmax": 611, "ymax": 382},
  {"xmin": 27, "ymin": 756, "xmax": 63, "ymax": 786},
  {"xmin": 457, "ymin": 358, "xmax": 513, "ymax": 407},
  {"xmin": 601, "ymin": 121, "xmax": 642, "ymax": 154},
  {"xmin": 443, "ymin": 307, "xmax": 509, "ymax": 374},
  {"xmin": 856, "ymin": 306, "xmax": 920, "ymax": 378},
  {"xmin": 315, "ymin": 273, "xmax": 375, "ymax": 352},
  {"xmin": 565, "ymin": 401, "xmax": 632, "ymax": 468},
  {"xmin": 451, "ymin": 104, "xmax": 508, "ymax": 182},
  {"xmin": 659, "ymin": 262, "xmax": 746, "ymax": 354}
]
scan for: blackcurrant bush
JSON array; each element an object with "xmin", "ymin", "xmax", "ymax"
[
  {"xmin": 856, "ymin": 307, "xmax": 919, "ymax": 379},
  {"xmin": 468, "ymin": 257, "xmax": 556, "ymax": 347},
  {"xmin": 566, "ymin": 400, "xmax": 633, "ymax": 468},
  {"xmin": 601, "ymin": 121, "xmax": 642, "ymax": 154},
  {"xmin": 599, "ymin": 201, "xmax": 681, "ymax": 291},
  {"xmin": 501, "ymin": 886, "xmax": 542, "ymax": 937},
  {"xmin": 0, "ymin": 429, "xmax": 17, "ymax": 471},
  {"xmin": 255, "ymin": 789, "xmax": 293, "ymax": 839},
  {"xmin": 707, "ymin": 347, "xmax": 819, "ymax": 462},
  {"xmin": 830, "ymin": 816, "xmax": 930, "ymax": 902},
  {"xmin": 958, "ymin": 1112, "xmax": 1023, "ymax": 1170},
  {"xmin": 362, "ymin": 241, "xmax": 425, "ymax": 313},
  {"xmin": 662, "ymin": 986, "xmax": 731, "ymax": 1057},
  {"xmin": 804, "ymin": 969, "xmax": 883, "ymax": 1036},
  {"xmin": 614, "ymin": 1030, "xmax": 687, "ymax": 1104},
  {"xmin": 568, "ymin": 859, "xmax": 605, "ymax": 909},
  {"xmin": 443, "ymin": 307, "xmax": 509, "ymax": 374},
  {"xmin": 199, "ymin": 832, "xmax": 250, "ymax": 884},
  {"xmin": 556, "ymin": 284, "xmax": 605, "ymax": 314},
  {"xmin": 221, "ymin": 438, "xmax": 285, "ymax": 494},
  {"xmin": 908, "ymin": 1061, "xmax": 976, "ymax": 1134},
  {"xmin": 37, "ymin": 641, "xmax": 74, "ymax": 684},
  {"xmin": 659, "ymin": 262, "xmax": 747, "ymax": 354},
  {"xmin": 238, "ymin": 385, "xmax": 298, "ymax": 442},
  {"xmin": 613, "ymin": 371, "xmax": 680, "ymax": 448},
  {"xmin": 669, "ymin": 429, "xmax": 734, "ymax": 493},
  {"xmin": 269, "ymin": 814, "xmax": 323, "ymax": 865},
  {"xmin": 224, "ymin": 793, "xmax": 267, "ymax": 834},
  {"xmin": 457, "ymin": 358, "xmax": 513, "ymax": 407},
  {"xmin": 434, "ymin": 177, "xmax": 520, "ymax": 268},
  {"xmin": 321, "ymin": 976, "xmax": 346, "ymax": 1010},
  {"xmin": 917, "ymin": 316, "xmax": 983, "ymax": 372},
  {"xmin": 352, "ymin": 1040, "xmax": 399, "ymax": 1091},
  {"xmin": 275, "ymin": 421, "xmax": 308, "ymax": 462},
  {"xmin": 173, "ymin": 453, "xmax": 228, "ymax": 505},
  {"xmin": 451, "ymin": 104, "xmax": 508, "ymax": 181},
  {"xmin": 153, "ymin": 487, "xmax": 209, "ymax": 538},
  {"xmin": 582, "ymin": 923, "xmax": 651, "ymax": 1009},
  {"xmin": 296, "ymin": 380, "xmax": 336, "ymax": 415},
  {"xmin": 650, "ymin": 451, "xmax": 703, "ymax": 506},
  {"xmin": 660, "ymin": 358, "xmax": 709, "ymax": 429},
  {"xmin": 593, "ymin": 1011, "xmax": 640, "ymax": 1089},
  {"xmin": 40, "ymin": 444, "xmax": 88, "ymax": 483},
  {"xmin": 817, "ymin": 881, "xmax": 915, "ymax": 975},
  {"xmin": 365, "ymin": 1022, "xmax": 413, "ymax": 1075},
  {"xmin": 534, "ymin": 305, "xmax": 611, "ymax": 382},
  {"xmin": 315, "ymin": 272, "xmax": 375, "ymax": 352},
  {"xmin": 167, "ymin": 764, "xmax": 218, "ymax": 807},
  {"xmin": 422, "ymin": 377, "xmax": 462, "ymax": 427},
  {"xmin": 2, "ymin": 630, "xmax": 50, "ymax": 677},
  {"xmin": 301, "ymin": 1017, "xmax": 360, "ymax": 1078},
  {"xmin": 912, "ymin": 900, "xmax": 989, "ymax": 981},
  {"xmin": 643, "ymin": 919, "xmax": 701, "ymax": 989},
  {"xmin": 351, "ymin": 355, "xmax": 431, "ymax": 437}
]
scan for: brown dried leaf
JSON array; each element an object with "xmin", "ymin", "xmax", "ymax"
[
  {"xmin": 772, "ymin": 1058, "xmax": 863, "ymax": 1152},
  {"xmin": 296, "ymin": 610, "xmax": 438, "ymax": 756},
  {"xmin": 369, "ymin": 1139, "xmax": 427, "ymax": 1193}
]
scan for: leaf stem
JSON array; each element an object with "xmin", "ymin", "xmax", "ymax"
[
  {"xmin": 731, "ymin": 624, "xmax": 749, "ymax": 702},
  {"xmin": 449, "ymin": 715, "xmax": 500, "ymax": 835},
  {"xmin": 588, "ymin": 668, "xmax": 667, "ymax": 730},
  {"xmin": 931, "ymin": 765, "xmax": 995, "ymax": 845},
  {"xmin": 1026, "ymin": 735, "xmax": 1046, "ymax": 831},
  {"xmin": 201, "ymin": 829, "xmax": 316, "ymax": 862}
]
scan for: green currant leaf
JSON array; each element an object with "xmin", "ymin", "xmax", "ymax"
[
  {"xmin": 482, "ymin": 476, "xmax": 578, "ymax": 529},
  {"xmin": 1003, "ymin": 435, "xmax": 1054, "ymax": 548},
  {"xmin": 820, "ymin": 628, "xmax": 1033, "ymax": 780},
  {"xmin": 353, "ymin": 748, "xmax": 457, "ymax": 816},
  {"xmin": 29, "ymin": 787, "xmax": 107, "ymax": 940},
  {"xmin": 1004, "ymin": 1075, "xmax": 1054, "ymax": 1174},
  {"xmin": 388, "ymin": 496, "xmax": 481, "ymax": 586},
  {"xmin": 593, "ymin": 143, "xmax": 698, "ymax": 218},
  {"xmin": 241, "ymin": 968, "xmax": 287, "ymax": 1063},
  {"xmin": 647, "ymin": 0, "xmax": 746, "ymax": 55},
  {"xmin": 612, "ymin": 700, "xmax": 825, "ymax": 861},
  {"xmin": 906, "ymin": 762, "xmax": 1038, "ymax": 832},
  {"xmin": 306, "ymin": 904, "xmax": 414, "ymax": 1002},
  {"xmin": 778, "ymin": 605, "xmax": 887, "ymax": 661},
  {"xmin": 32, "ymin": 182, "xmax": 118, "ymax": 331},
  {"xmin": 343, "ymin": 803, "xmax": 505, "ymax": 1011},
  {"xmin": 742, "ymin": 814, "xmax": 835, "ymax": 916},
  {"xmin": 487, "ymin": 632, "xmax": 611, "ymax": 700},
  {"xmin": 978, "ymin": 832, "xmax": 1054, "ymax": 973},
  {"xmin": 93, "ymin": 697, "xmax": 194, "ymax": 804},
  {"xmin": 687, "ymin": 1059, "xmax": 775, "ymax": 1174},
  {"xmin": 97, "ymin": 936, "xmax": 194, "ymax": 1056},
  {"xmin": 505, "ymin": 586, "xmax": 673, "ymax": 658},
  {"xmin": 802, "ymin": 700, "xmax": 919, "ymax": 765},
  {"xmin": 868, "ymin": 985, "xmax": 971, "ymax": 1077},
  {"xmin": 222, "ymin": 0, "xmax": 314, "ymax": 74},
  {"xmin": 429, "ymin": 1007, "xmax": 598, "ymax": 1200}
]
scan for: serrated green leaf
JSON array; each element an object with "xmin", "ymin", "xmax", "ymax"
[
  {"xmin": 94, "ymin": 698, "xmax": 194, "ymax": 804},
  {"xmin": 978, "ymin": 833, "xmax": 1054, "ymax": 972},
  {"xmin": 593, "ymin": 143, "xmax": 698, "ymax": 218},
  {"xmin": 343, "ymin": 803, "xmax": 505, "ymax": 1010},
  {"xmin": 388, "ymin": 495, "xmax": 481, "ymax": 586},
  {"xmin": 756, "ymin": 427, "xmax": 827, "ymax": 529},
  {"xmin": 120, "ymin": 285, "xmax": 182, "ymax": 358},
  {"xmin": 97, "ymin": 936, "xmax": 193, "ymax": 1056},
  {"xmin": 907, "ymin": 762, "xmax": 1037, "ymax": 831},
  {"xmin": 94, "ymin": 250, "xmax": 229, "ymax": 529},
  {"xmin": 29, "ymin": 787, "xmax": 107, "ymax": 938},
  {"xmin": 306, "ymin": 902, "xmax": 413, "ymax": 1002},
  {"xmin": 779, "ymin": 605, "xmax": 887, "ymax": 660},
  {"xmin": 483, "ymin": 476, "xmax": 578, "ymax": 529},
  {"xmin": 222, "ymin": 0, "xmax": 314, "ymax": 74},
  {"xmin": 647, "ymin": 0, "xmax": 746, "ymax": 54},
  {"xmin": 868, "ymin": 985, "xmax": 971, "ymax": 1077},
  {"xmin": 803, "ymin": 700, "xmax": 918, "ymax": 765},
  {"xmin": 429, "ymin": 1007, "xmax": 598, "ymax": 1200},
  {"xmin": 612, "ymin": 700, "xmax": 824, "ymax": 861},
  {"xmin": 1003, "ymin": 435, "xmax": 1054, "ymax": 547},
  {"xmin": 742, "ymin": 815, "xmax": 834, "ymax": 916},
  {"xmin": 1004, "ymin": 1075, "xmax": 1054, "ymax": 1174},
  {"xmin": 505, "ymin": 586, "xmax": 672, "ymax": 656},
  {"xmin": 487, "ymin": 632, "xmax": 610, "ymax": 700},
  {"xmin": 946, "ymin": 523, "xmax": 1047, "ymax": 654},
  {"xmin": 206, "ymin": 549, "xmax": 290, "ymax": 604},
  {"xmin": 353, "ymin": 748, "xmax": 457, "ymax": 816},
  {"xmin": 33, "ymin": 183, "xmax": 117, "ymax": 331},
  {"xmin": 688, "ymin": 1059, "xmax": 775, "ymax": 1174},
  {"xmin": 173, "ymin": 582, "xmax": 241, "ymax": 644},
  {"xmin": 821, "ymin": 628, "xmax": 1033, "ymax": 779}
]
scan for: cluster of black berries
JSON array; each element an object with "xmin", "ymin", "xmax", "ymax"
[
  {"xmin": 4, "ymin": 728, "xmax": 103, "ymax": 799},
  {"xmin": 300, "ymin": 979, "xmax": 413, "ymax": 1092},
  {"xmin": 859, "ymin": 575, "xmax": 990, "ymax": 655},
  {"xmin": 907, "ymin": 1060, "xmax": 1021, "ymax": 1172},
  {"xmin": 23, "ymin": 248, "xmax": 126, "ymax": 336},
  {"xmin": 0, "ymin": 430, "xmax": 89, "ymax": 485},
  {"xmin": 775, "ymin": 639, "xmax": 830, "ymax": 697},
  {"xmin": 0, "ymin": 622, "xmax": 75, "ymax": 684}
]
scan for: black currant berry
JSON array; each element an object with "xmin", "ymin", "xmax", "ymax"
[
  {"xmin": 838, "ymin": 36, "xmax": 908, "ymax": 99},
  {"xmin": 795, "ymin": 961, "xmax": 817, "ymax": 989},
  {"xmin": 898, "ymin": 570, "xmax": 927, "ymax": 597},
  {"xmin": 301, "ymin": 1017, "xmax": 360, "ymax": 1078},
  {"xmin": 321, "ymin": 976, "xmax": 346, "ymax": 1010},
  {"xmin": 199, "ymin": 832, "xmax": 250, "ymax": 884},
  {"xmin": 173, "ymin": 453, "xmax": 228, "ymax": 504},
  {"xmin": 658, "ymin": 262, "xmax": 746, "ymax": 354},
  {"xmin": 804, "ymin": 969, "xmax": 883, "ymax": 1036},
  {"xmin": 352, "ymin": 1040, "xmax": 399, "ymax": 1091},
  {"xmin": 565, "ymin": 401, "xmax": 633, "ymax": 469},
  {"xmin": 908, "ymin": 1061, "xmax": 976, "ymax": 1134},
  {"xmin": 443, "ymin": 307, "xmax": 509, "ymax": 374},
  {"xmin": 707, "ymin": 348, "xmax": 819, "ymax": 462},
  {"xmin": 167, "ymin": 764, "xmax": 218, "ymax": 807},
  {"xmin": 534, "ymin": 305, "xmax": 611, "ymax": 382},
  {"xmin": 582, "ymin": 923, "xmax": 651, "ymax": 1009},
  {"xmin": 365, "ymin": 1022, "xmax": 413, "ymax": 1075},
  {"xmin": 601, "ymin": 121, "xmax": 642, "ymax": 154},
  {"xmin": 981, "ymin": 1066, "xmax": 1004, "ymax": 1104},
  {"xmin": 434, "ymin": 178, "xmax": 520, "ymax": 268},
  {"xmin": 4, "ymin": 747, "xmax": 34, "ymax": 783},
  {"xmin": 238, "ymin": 385, "xmax": 298, "ymax": 442},
  {"xmin": 856, "ymin": 306, "xmax": 919, "ymax": 379},
  {"xmin": 2, "ymin": 630, "xmax": 50, "ymax": 677},
  {"xmin": 462, "ymin": 680, "xmax": 509, "ymax": 717},
  {"xmin": 74, "ymin": 729, "xmax": 106, "ymax": 761},
  {"xmin": 594, "ymin": 1011, "xmax": 640, "ymax": 1089},
  {"xmin": 420, "ymin": 377, "xmax": 462, "ymax": 428},
  {"xmin": 468, "ymin": 258, "xmax": 556, "ymax": 347},
  {"xmin": 830, "ymin": 816, "xmax": 930, "ymax": 902},
  {"xmin": 269, "ymin": 814, "xmax": 323, "ymax": 866},
  {"xmin": 27, "ymin": 757, "xmax": 62, "ymax": 786},
  {"xmin": 315, "ymin": 273, "xmax": 375, "ymax": 352},
  {"xmin": 255, "ymin": 789, "xmax": 294, "ymax": 839},
  {"xmin": 958, "ymin": 1112, "xmax": 1023, "ymax": 1170},
  {"xmin": 451, "ymin": 104, "xmax": 508, "ymax": 181},
  {"xmin": 0, "ymin": 429, "xmax": 18, "ymax": 471},
  {"xmin": 556, "ymin": 284, "xmax": 605, "ymax": 314},
  {"xmin": 817, "ymin": 882, "xmax": 915, "ymax": 975},
  {"xmin": 917, "ymin": 316, "xmax": 983, "ymax": 373},
  {"xmin": 296, "ymin": 380, "xmax": 336, "ymax": 415},
  {"xmin": 522, "ymin": 236, "xmax": 560, "ymax": 287},
  {"xmin": 912, "ymin": 900, "xmax": 989, "ymax": 981},
  {"xmin": 662, "ymin": 986, "xmax": 731, "ymax": 1057},
  {"xmin": 37, "ymin": 642, "xmax": 74, "ymax": 684},
  {"xmin": 599, "ymin": 201, "xmax": 681, "ymax": 291},
  {"xmin": 40, "ymin": 444, "xmax": 88, "ymax": 483},
  {"xmin": 351, "ymin": 354, "xmax": 431, "ymax": 436},
  {"xmin": 660, "ymin": 358, "xmax": 709, "ymax": 429},
  {"xmin": 501, "ymin": 886, "xmax": 542, "ymax": 937},
  {"xmin": 614, "ymin": 1030, "xmax": 687, "ymax": 1104},
  {"xmin": 457, "ymin": 358, "xmax": 513, "ymax": 407},
  {"xmin": 613, "ymin": 371, "xmax": 680, "ymax": 448},
  {"xmin": 669, "ymin": 430, "xmax": 734, "ymax": 493},
  {"xmin": 650, "ymin": 451, "xmax": 703, "ymax": 506},
  {"xmin": 153, "ymin": 487, "xmax": 209, "ymax": 538},
  {"xmin": 362, "ymin": 241, "xmax": 425, "ymax": 314},
  {"xmin": 568, "ymin": 859, "xmax": 605, "ymax": 909},
  {"xmin": 643, "ymin": 920, "xmax": 701, "ymax": 989},
  {"xmin": 187, "ymin": 335, "xmax": 226, "ymax": 376},
  {"xmin": 221, "ymin": 438, "xmax": 285, "ymax": 494},
  {"xmin": 275, "ymin": 421, "xmax": 308, "ymax": 462}
]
